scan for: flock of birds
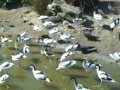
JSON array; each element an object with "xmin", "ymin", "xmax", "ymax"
[{"xmin": 0, "ymin": 2, "xmax": 120, "ymax": 90}]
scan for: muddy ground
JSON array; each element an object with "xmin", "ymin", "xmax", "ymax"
[{"xmin": 0, "ymin": 5, "xmax": 120, "ymax": 65}]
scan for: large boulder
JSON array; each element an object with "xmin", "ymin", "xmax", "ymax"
[{"xmin": 47, "ymin": 0, "xmax": 81, "ymax": 16}]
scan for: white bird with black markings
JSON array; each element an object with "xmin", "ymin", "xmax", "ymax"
[
  {"xmin": 95, "ymin": 65, "xmax": 116, "ymax": 87},
  {"xmin": 23, "ymin": 44, "xmax": 30, "ymax": 56},
  {"xmin": 110, "ymin": 18, "xmax": 120, "ymax": 31},
  {"xmin": 41, "ymin": 47, "xmax": 55, "ymax": 57},
  {"xmin": 48, "ymin": 28, "xmax": 61, "ymax": 35},
  {"xmin": 109, "ymin": 52, "xmax": 120, "ymax": 62},
  {"xmin": 58, "ymin": 52, "xmax": 74, "ymax": 62},
  {"xmin": 82, "ymin": 59, "xmax": 101, "ymax": 71},
  {"xmin": 59, "ymin": 32, "xmax": 75, "ymax": 42},
  {"xmin": 38, "ymin": 15, "xmax": 49, "ymax": 20},
  {"xmin": 43, "ymin": 21, "xmax": 57, "ymax": 28},
  {"xmin": 30, "ymin": 65, "xmax": 51, "ymax": 83},
  {"xmin": 18, "ymin": 31, "xmax": 28, "ymax": 41},
  {"xmin": 65, "ymin": 43, "xmax": 81, "ymax": 52},
  {"xmin": 70, "ymin": 77, "xmax": 90, "ymax": 90},
  {"xmin": 17, "ymin": 31, "xmax": 32, "ymax": 43},
  {"xmin": 39, "ymin": 38, "xmax": 57, "ymax": 47},
  {"xmin": 1, "ymin": 35, "xmax": 12, "ymax": 43},
  {"xmin": 0, "ymin": 74, "xmax": 9, "ymax": 84},
  {"xmin": 11, "ymin": 53, "xmax": 26, "ymax": 61},
  {"xmin": 109, "ymin": 52, "xmax": 120, "ymax": 68},
  {"xmin": 0, "ymin": 62, "xmax": 14, "ymax": 72},
  {"xmin": 56, "ymin": 60, "xmax": 76, "ymax": 70}
]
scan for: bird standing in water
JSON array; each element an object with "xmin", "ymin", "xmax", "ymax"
[
  {"xmin": 95, "ymin": 65, "xmax": 116, "ymax": 87},
  {"xmin": 30, "ymin": 65, "xmax": 51, "ymax": 83}
]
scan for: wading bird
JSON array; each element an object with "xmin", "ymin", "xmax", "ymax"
[
  {"xmin": 95, "ymin": 65, "xmax": 116, "ymax": 87},
  {"xmin": 11, "ymin": 53, "xmax": 26, "ymax": 61},
  {"xmin": 59, "ymin": 32, "xmax": 75, "ymax": 43},
  {"xmin": 82, "ymin": 59, "xmax": 101, "ymax": 71},
  {"xmin": 109, "ymin": 52, "xmax": 120, "ymax": 68},
  {"xmin": 58, "ymin": 52, "xmax": 75, "ymax": 62},
  {"xmin": 65, "ymin": 43, "xmax": 81, "ymax": 52},
  {"xmin": 41, "ymin": 47, "xmax": 55, "ymax": 57},
  {"xmin": 39, "ymin": 38, "xmax": 57, "ymax": 47},
  {"xmin": 70, "ymin": 77, "xmax": 90, "ymax": 90},
  {"xmin": 1, "ymin": 35, "xmax": 12, "ymax": 43},
  {"xmin": 30, "ymin": 65, "xmax": 51, "ymax": 83},
  {"xmin": 0, "ymin": 62, "xmax": 14, "ymax": 72},
  {"xmin": 110, "ymin": 18, "xmax": 120, "ymax": 31},
  {"xmin": 56, "ymin": 60, "xmax": 76, "ymax": 70},
  {"xmin": 0, "ymin": 74, "xmax": 9, "ymax": 85},
  {"xmin": 23, "ymin": 44, "xmax": 30, "ymax": 56}
]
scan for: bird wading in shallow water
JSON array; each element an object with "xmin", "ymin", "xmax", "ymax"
[
  {"xmin": 57, "ymin": 52, "xmax": 75, "ymax": 62},
  {"xmin": 23, "ymin": 44, "xmax": 30, "ymax": 57},
  {"xmin": 30, "ymin": 65, "xmax": 51, "ymax": 83},
  {"xmin": 0, "ymin": 62, "xmax": 14, "ymax": 72},
  {"xmin": 94, "ymin": 65, "xmax": 116, "ymax": 87},
  {"xmin": 65, "ymin": 43, "xmax": 81, "ymax": 52},
  {"xmin": 56, "ymin": 60, "xmax": 76, "ymax": 70},
  {"xmin": 1, "ymin": 35, "xmax": 12, "ymax": 43},
  {"xmin": 0, "ymin": 74, "xmax": 9, "ymax": 85},
  {"xmin": 70, "ymin": 77, "xmax": 90, "ymax": 90}
]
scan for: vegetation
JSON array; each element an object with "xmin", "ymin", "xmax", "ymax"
[{"xmin": 0, "ymin": 0, "xmax": 30, "ymax": 7}]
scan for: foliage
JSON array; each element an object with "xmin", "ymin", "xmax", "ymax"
[{"xmin": 0, "ymin": 0, "xmax": 31, "ymax": 7}]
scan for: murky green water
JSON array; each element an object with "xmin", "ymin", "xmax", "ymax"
[{"xmin": 0, "ymin": 35, "xmax": 120, "ymax": 90}]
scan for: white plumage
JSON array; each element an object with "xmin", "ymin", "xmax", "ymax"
[
  {"xmin": 65, "ymin": 43, "xmax": 80, "ymax": 52},
  {"xmin": 71, "ymin": 78, "xmax": 90, "ymax": 90},
  {"xmin": 93, "ymin": 11, "xmax": 103, "ymax": 20},
  {"xmin": 20, "ymin": 31, "xmax": 28, "ymax": 38},
  {"xmin": 38, "ymin": 15, "xmax": 49, "ymax": 20},
  {"xmin": 17, "ymin": 32, "xmax": 32, "ymax": 43},
  {"xmin": 23, "ymin": 44, "xmax": 30, "ymax": 56},
  {"xmin": 59, "ymin": 33, "xmax": 75, "ymax": 42},
  {"xmin": 59, "ymin": 52, "xmax": 74, "ymax": 62},
  {"xmin": 43, "ymin": 21, "xmax": 57, "ymax": 28},
  {"xmin": 0, "ymin": 62, "xmax": 14, "ymax": 71},
  {"xmin": 30, "ymin": 65, "xmax": 51, "ymax": 83},
  {"xmin": 48, "ymin": 28, "xmax": 61, "ymax": 35},
  {"xmin": 110, "ymin": 18, "xmax": 120, "ymax": 30},
  {"xmin": 56, "ymin": 60, "xmax": 76, "ymax": 70},
  {"xmin": 11, "ymin": 53, "xmax": 26, "ymax": 61},
  {"xmin": 109, "ymin": 52, "xmax": 120, "ymax": 60},
  {"xmin": 41, "ymin": 48, "xmax": 55, "ymax": 57},
  {"xmin": 32, "ymin": 25, "xmax": 42, "ymax": 31},
  {"xmin": 14, "ymin": 40, "xmax": 19, "ymax": 49},
  {"xmin": 82, "ymin": 59, "xmax": 101, "ymax": 71},
  {"xmin": 96, "ymin": 65, "xmax": 116, "ymax": 86},
  {"xmin": 1, "ymin": 35, "xmax": 12, "ymax": 43},
  {"xmin": 39, "ymin": 38, "xmax": 57, "ymax": 47},
  {"xmin": 0, "ymin": 74, "xmax": 9, "ymax": 84}
]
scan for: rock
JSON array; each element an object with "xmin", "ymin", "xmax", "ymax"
[
  {"xmin": 47, "ymin": 0, "xmax": 81, "ymax": 16},
  {"xmin": 47, "ymin": 16, "xmax": 63, "ymax": 23}
]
